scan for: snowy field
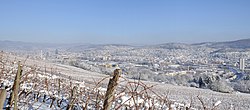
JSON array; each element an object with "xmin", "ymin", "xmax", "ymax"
[{"xmin": 1, "ymin": 53, "xmax": 250, "ymax": 109}]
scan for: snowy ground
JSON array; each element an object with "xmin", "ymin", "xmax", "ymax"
[{"xmin": 1, "ymin": 53, "xmax": 250, "ymax": 109}]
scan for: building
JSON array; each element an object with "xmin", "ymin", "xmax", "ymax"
[{"xmin": 240, "ymin": 58, "xmax": 245, "ymax": 70}]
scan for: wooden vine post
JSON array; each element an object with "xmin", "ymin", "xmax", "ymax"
[
  {"xmin": 102, "ymin": 69, "xmax": 121, "ymax": 110},
  {"xmin": 8, "ymin": 61, "xmax": 23, "ymax": 110},
  {"xmin": 0, "ymin": 89, "xmax": 7, "ymax": 109}
]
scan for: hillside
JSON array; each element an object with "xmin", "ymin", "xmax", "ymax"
[
  {"xmin": 1, "ymin": 52, "xmax": 250, "ymax": 109},
  {"xmin": 198, "ymin": 38, "xmax": 250, "ymax": 49}
]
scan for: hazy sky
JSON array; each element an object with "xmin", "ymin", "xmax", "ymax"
[{"xmin": 0, "ymin": 0, "xmax": 250, "ymax": 44}]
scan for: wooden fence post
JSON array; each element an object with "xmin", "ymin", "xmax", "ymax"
[
  {"xmin": 0, "ymin": 89, "xmax": 7, "ymax": 109},
  {"xmin": 102, "ymin": 69, "xmax": 121, "ymax": 110},
  {"xmin": 66, "ymin": 86, "xmax": 77, "ymax": 110},
  {"xmin": 8, "ymin": 61, "xmax": 22, "ymax": 110}
]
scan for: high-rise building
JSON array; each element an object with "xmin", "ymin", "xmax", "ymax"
[
  {"xmin": 239, "ymin": 58, "xmax": 245, "ymax": 70},
  {"xmin": 40, "ymin": 50, "xmax": 43, "ymax": 59}
]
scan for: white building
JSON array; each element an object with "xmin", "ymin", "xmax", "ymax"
[{"xmin": 239, "ymin": 58, "xmax": 245, "ymax": 70}]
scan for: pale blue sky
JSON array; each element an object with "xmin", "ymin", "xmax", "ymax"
[{"xmin": 0, "ymin": 0, "xmax": 250, "ymax": 44}]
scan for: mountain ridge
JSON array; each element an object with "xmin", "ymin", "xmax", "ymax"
[{"xmin": 1, "ymin": 38, "xmax": 250, "ymax": 51}]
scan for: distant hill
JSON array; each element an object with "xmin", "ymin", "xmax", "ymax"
[
  {"xmin": 66, "ymin": 44, "xmax": 134, "ymax": 52},
  {"xmin": 153, "ymin": 43, "xmax": 192, "ymax": 49},
  {"xmin": 0, "ymin": 40, "xmax": 40, "ymax": 51},
  {"xmin": 1, "ymin": 38, "xmax": 250, "ymax": 51},
  {"xmin": 0, "ymin": 40, "xmax": 134, "ymax": 52},
  {"xmin": 194, "ymin": 38, "xmax": 250, "ymax": 49},
  {"xmin": 0, "ymin": 40, "xmax": 70, "ymax": 51},
  {"xmin": 156, "ymin": 38, "xmax": 250, "ymax": 49},
  {"xmin": 214, "ymin": 38, "xmax": 250, "ymax": 49}
]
